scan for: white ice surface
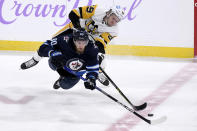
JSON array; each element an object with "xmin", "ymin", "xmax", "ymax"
[{"xmin": 0, "ymin": 51, "xmax": 197, "ymax": 131}]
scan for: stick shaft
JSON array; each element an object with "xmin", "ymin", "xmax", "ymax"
[{"xmin": 95, "ymin": 86, "xmax": 151, "ymax": 124}]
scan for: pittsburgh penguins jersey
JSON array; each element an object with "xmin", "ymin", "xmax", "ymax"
[
  {"xmin": 53, "ymin": 5, "xmax": 118, "ymax": 51},
  {"xmin": 38, "ymin": 34, "xmax": 99, "ymax": 78}
]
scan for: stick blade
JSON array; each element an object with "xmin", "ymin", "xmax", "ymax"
[
  {"xmin": 133, "ymin": 102, "xmax": 147, "ymax": 111},
  {"xmin": 150, "ymin": 116, "xmax": 167, "ymax": 125}
]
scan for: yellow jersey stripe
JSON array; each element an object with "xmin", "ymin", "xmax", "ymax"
[
  {"xmin": 72, "ymin": 9, "xmax": 81, "ymax": 17},
  {"xmin": 52, "ymin": 23, "xmax": 73, "ymax": 37},
  {"xmin": 94, "ymin": 37, "xmax": 107, "ymax": 48}
]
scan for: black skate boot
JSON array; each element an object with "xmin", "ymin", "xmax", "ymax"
[
  {"xmin": 20, "ymin": 57, "xmax": 39, "ymax": 70},
  {"xmin": 98, "ymin": 72, "xmax": 109, "ymax": 86},
  {"xmin": 53, "ymin": 77, "xmax": 63, "ymax": 89}
]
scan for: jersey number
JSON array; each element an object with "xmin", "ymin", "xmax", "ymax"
[
  {"xmin": 51, "ymin": 38, "xmax": 57, "ymax": 46},
  {"xmin": 108, "ymin": 35, "xmax": 113, "ymax": 41},
  {"xmin": 86, "ymin": 6, "xmax": 94, "ymax": 13}
]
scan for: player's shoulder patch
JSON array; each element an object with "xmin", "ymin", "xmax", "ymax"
[{"xmin": 63, "ymin": 35, "xmax": 70, "ymax": 42}]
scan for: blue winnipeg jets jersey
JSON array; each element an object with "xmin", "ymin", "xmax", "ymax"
[{"xmin": 38, "ymin": 34, "xmax": 99, "ymax": 78}]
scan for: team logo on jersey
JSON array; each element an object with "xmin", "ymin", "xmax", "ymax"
[
  {"xmin": 85, "ymin": 20, "xmax": 98, "ymax": 35},
  {"xmin": 66, "ymin": 58, "xmax": 84, "ymax": 71}
]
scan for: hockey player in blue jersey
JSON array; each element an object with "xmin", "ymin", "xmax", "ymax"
[
  {"xmin": 21, "ymin": 29, "xmax": 99, "ymax": 90},
  {"xmin": 20, "ymin": 5, "xmax": 125, "ymax": 87}
]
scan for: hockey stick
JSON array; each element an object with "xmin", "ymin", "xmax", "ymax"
[
  {"xmin": 95, "ymin": 86, "xmax": 167, "ymax": 125},
  {"xmin": 99, "ymin": 67, "xmax": 147, "ymax": 111},
  {"xmin": 80, "ymin": 77, "xmax": 166, "ymax": 125}
]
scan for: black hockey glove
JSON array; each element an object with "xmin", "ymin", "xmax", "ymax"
[
  {"xmin": 98, "ymin": 53, "xmax": 105, "ymax": 65},
  {"xmin": 84, "ymin": 77, "xmax": 96, "ymax": 90},
  {"xmin": 49, "ymin": 51, "xmax": 64, "ymax": 69}
]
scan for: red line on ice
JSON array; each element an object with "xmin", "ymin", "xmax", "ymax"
[{"xmin": 0, "ymin": 95, "xmax": 35, "ymax": 104}]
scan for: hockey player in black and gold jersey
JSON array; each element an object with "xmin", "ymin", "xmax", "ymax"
[
  {"xmin": 53, "ymin": 5, "xmax": 124, "ymax": 53},
  {"xmin": 20, "ymin": 5, "xmax": 125, "ymax": 86}
]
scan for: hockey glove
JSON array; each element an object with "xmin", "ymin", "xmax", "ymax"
[
  {"xmin": 84, "ymin": 77, "xmax": 96, "ymax": 90},
  {"xmin": 49, "ymin": 51, "xmax": 64, "ymax": 69},
  {"xmin": 98, "ymin": 53, "xmax": 105, "ymax": 65}
]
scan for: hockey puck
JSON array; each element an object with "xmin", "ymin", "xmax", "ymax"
[{"xmin": 148, "ymin": 113, "xmax": 154, "ymax": 117}]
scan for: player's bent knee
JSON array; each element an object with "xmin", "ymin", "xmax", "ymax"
[{"xmin": 60, "ymin": 77, "xmax": 80, "ymax": 90}]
